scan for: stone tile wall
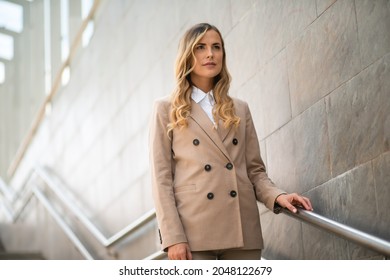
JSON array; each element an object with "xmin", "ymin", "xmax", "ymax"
[{"xmin": 1, "ymin": 0, "xmax": 389, "ymax": 259}]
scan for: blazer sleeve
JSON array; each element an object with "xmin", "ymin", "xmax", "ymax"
[
  {"xmin": 243, "ymin": 101, "xmax": 286, "ymax": 213},
  {"xmin": 149, "ymin": 99, "xmax": 188, "ymax": 251}
]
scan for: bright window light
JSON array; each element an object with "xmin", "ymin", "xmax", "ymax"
[
  {"xmin": 61, "ymin": 66, "xmax": 70, "ymax": 86},
  {"xmin": 81, "ymin": 0, "xmax": 93, "ymax": 19},
  {"xmin": 0, "ymin": 33, "xmax": 14, "ymax": 60},
  {"xmin": 0, "ymin": 61, "xmax": 5, "ymax": 84},
  {"xmin": 82, "ymin": 21, "xmax": 94, "ymax": 47},
  {"xmin": 60, "ymin": 0, "xmax": 70, "ymax": 61},
  {"xmin": 82, "ymin": 0, "xmax": 94, "ymax": 47},
  {"xmin": 44, "ymin": 0, "xmax": 52, "ymax": 94},
  {"xmin": 0, "ymin": 0, "xmax": 23, "ymax": 33}
]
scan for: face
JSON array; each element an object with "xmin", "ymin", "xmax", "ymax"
[{"xmin": 190, "ymin": 30, "xmax": 224, "ymax": 87}]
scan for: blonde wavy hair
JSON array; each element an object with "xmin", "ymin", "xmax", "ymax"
[{"xmin": 167, "ymin": 23, "xmax": 240, "ymax": 134}]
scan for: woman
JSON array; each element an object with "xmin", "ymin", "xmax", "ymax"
[{"xmin": 149, "ymin": 23, "xmax": 313, "ymax": 260}]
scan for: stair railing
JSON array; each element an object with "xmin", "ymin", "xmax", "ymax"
[
  {"xmin": 33, "ymin": 166, "xmax": 156, "ymax": 248},
  {"xmin": 1, "ymin": 174, "xmax": 96, "ymax": 259},
  {"xmin": 1, "ymin": 166, "xmax": 389, "ymax": 260},
  {"xmin": 281, "ymin": 208, "xmax": 390, "ymax": 257},
  {"xmin": 0, "ymin": 166, "xmax": 157, "ymax": 259},
  {"xmin": 32, "ymin": 184, "xmax": 96, "ymax": 259}
]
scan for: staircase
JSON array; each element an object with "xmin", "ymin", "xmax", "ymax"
[
  {"xmin": 0, "ymin": 252, "xmax": 45, "ymax": 260},
  {"xmin": 0, "ymin": 227, "xmax": 45, "ymax": 260}
]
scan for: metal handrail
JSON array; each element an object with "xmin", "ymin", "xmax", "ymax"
[
  {"xmin": 1, "ymin": 166, "xmax": 389, "ymax": 259},
  {"xmin": 146, "ymin": 208, "xmax": 390, "ymax": 260},
  {"xmin": 0, "ymin": 176, "xmax": 35, "ymax": 222},
  {"xmin": 281, "ymin": 208, "xmax": 390, "ymax": 257},
  {"xmin": 32, "ymin": 185, "xmax": 96, "ymax": 260},
  {"xmin": 0, "ymin": 177, "xmax": 14, "ymax": 201},
  {"xmin": 144, "ymin": 250, "xmax": 166, "ymax": 260},
  {"xmin": 33, "ymin": 166, "xmax": 156, "ymax": 248},
  {"xmin": 0, "ymin": 178, "xmax": 96, "ymax": 259},
  {"xmin": 0, "ymin": 166, "xmax": 157, "ymax": 259}
]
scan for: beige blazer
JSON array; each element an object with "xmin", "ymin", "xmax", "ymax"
[{"xmin": 149, "ymin": 96, "xmax": 284, "ymax": 252}]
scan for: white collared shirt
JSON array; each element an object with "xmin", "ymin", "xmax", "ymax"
[{"xmin": 191, "ymin": 86, "xmax": 215, "ymax": 124}]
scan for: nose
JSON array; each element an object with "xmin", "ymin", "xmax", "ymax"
[{"xmin": 206, "ymin": 47, "xmax": 214, "ymax": 58}]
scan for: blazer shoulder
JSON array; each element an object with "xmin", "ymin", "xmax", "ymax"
[
  {"xmin": 232, "ymin": 97, "xmax": 250, "ymax": 117},
  {"xmin": 153, "ymin": 95, "xmax": 171, "ymax": 109},
  {"xmin": 151, "ymin": 95, "xmax": 172, "ymax": 118},
  {"xmin": 232, "ymin": 97, "xmax": 249, "ymax": 108}
]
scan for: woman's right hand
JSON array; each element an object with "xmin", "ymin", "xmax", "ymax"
[{"xmin": 167, "ymin": 242, "xmax": 193, "ymax": 260}]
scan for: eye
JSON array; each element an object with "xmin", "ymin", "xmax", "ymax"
[
  {"xmin": 195, "ymin": 45, "xmax": 205, "ymax": 50},
  {"xmin": 213, "ymin": 44, "xmax": 221, "ymax": 50}
]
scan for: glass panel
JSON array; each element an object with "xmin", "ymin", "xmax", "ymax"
[
  {"xmin": 0, "ymin": 61, "xmax": 4, "ymax": 84},
  {"xmin": 82, "ymin": 21, "xmax": 94, "ymax": 47},
  {"xmin": 0, "ymin": 0, "xmax": 23, "ymax": 33},
  {"xmin": 82, "ymin": 0, "xmax": 94, "ymax": 47},
  {"xmin": 60, "ymin": 0, "xmax": 70, "ymax": 61},
  {"xmin": 81, "ymin": 0, "xmax": 93, "ymax": 19},
  {"xmin": 0, "ymin": 33, "xmax": 13, "ymax": 60},
  {"xmin": 44, "ymin": 0, "xmax": 51, "ymax": 94}
]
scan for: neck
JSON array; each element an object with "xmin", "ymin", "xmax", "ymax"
[{"xmin": 191, "ymin": 76, "xmax": 214, "ymax": 93}]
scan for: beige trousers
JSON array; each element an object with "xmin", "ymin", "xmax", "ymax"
[{"xmin": 191, "ymin": 249, "xmax": 262, "ymax": 260}]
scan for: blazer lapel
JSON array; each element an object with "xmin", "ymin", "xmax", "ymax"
[
  {"xmin": 190, "ymin": 100, "xmax": 232, "ymax": 161},
  {"xmin": 217, "ymin": 119, "xmax": 233, "ymax": 142}
]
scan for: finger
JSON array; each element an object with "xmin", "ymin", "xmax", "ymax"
[
  {"xmin": 294, "ymin": 195, "xmax": 305, "ymax": 206},
  {"xmin": 179, "ymin": 249, "xmax": 188, "ymax": 260},
  {"xmin": 302, "ymin": 196, "xmax": 313, "ymax": 210},
  {"xmin": 174, "ymin": 251, "xmax": 183, "ymax": 260},
  {"xmin": 187, "ymin": 249, "xmax": 193, "ymax": 260},
  {"xmin": 168, "ymin": 249, "xmax": 177, "ymax": 260},
  {"xmin": 168, "ymin": 251, "xmax": 173, "ymax": 260},
  {"xmin": 169, "ymin": 251, "xmax": 183, "ymax": 260},
  {"xmin": 284, "ymin": 201, "xmax": 297, "ymax": 213},
  {"xmin": 297, "ymin": 196, "xmax": 312, "ymax": 211}
]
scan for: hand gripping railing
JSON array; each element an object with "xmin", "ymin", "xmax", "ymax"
[
  {"xmin": 135, "ymin": 207, "xmax": 390, "ymax": 259},
  {"xmin": 1, "ymin": 167, "xmax": 389, "ymax": 259},
  {"xmin": 281, "ymin": 208, "xmax": 390, "ymax": 257}
]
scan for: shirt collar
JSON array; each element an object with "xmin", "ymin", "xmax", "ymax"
[{"xmin": 191, "ymin": 86, "xmax": 214, "ymax": 104}]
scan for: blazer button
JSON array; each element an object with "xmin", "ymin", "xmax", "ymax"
[
  {"xmin": 226, "ymin": 163, "xmax": 233, "ymax": 170},
  {"xmin": 230, "ymin": 190, "xmax": 237, "ymax": 197},
  {"xmin": 204, "ymin": 164, "xmax": 212, "ymax": 171},
  {"xmin": 207, "ymin": 192, "xmax": 214, "ymax": 200},
  {"xmin": 232, "ymin": 138, "xmax": 238, "ymax": 145},
  {"xmin": 193, "ymin": 139, "xmax": 200, "ymax": 146}
]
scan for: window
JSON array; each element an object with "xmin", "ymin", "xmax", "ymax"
[
  {"xmin": 60, "ymin": 0, "xmax": 70, "ymax": 62},
  {"xmin": 0, "ymin": 0, "xmax": 23, "ymax": 83},
  {"xmin": 0, "ymin": 33, "xmax": 14, "ymax": 60},
  {"xmin": 0, "ymin": 61, "xmax": 5, "ymax": 84},
  {"xmin": 0, "ymin": 0, "xmax": 23, "ymax": 33},
  {"xmin": 82, "ymin": 0, "xmax": 94, "ymax": 47}
]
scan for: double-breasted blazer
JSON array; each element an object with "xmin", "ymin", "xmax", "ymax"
[{"xmin": 149, "ymin": 95, "xmax": 285, "ymax": 252}]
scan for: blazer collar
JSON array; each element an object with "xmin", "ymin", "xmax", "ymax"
[{"xmin": 190, "ymin": 100, "xmax": 232, "ymax": 161}]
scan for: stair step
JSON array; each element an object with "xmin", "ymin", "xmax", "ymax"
[
  {"xmin": 0, "ymin": 240, "xmax": 6, "ymax": 252},
  {"xmin": 0, "ymin": 253, "xmax": 45, "ymax": 260}
]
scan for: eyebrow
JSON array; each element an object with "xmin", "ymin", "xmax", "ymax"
[{"xmin": 195, "ymin": 42, "xmax": 222, "ymax": 46}]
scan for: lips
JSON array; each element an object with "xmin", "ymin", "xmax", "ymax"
[{"xmin": 203, "ymin": 62, "xmax": 216, "ymax": 66}]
